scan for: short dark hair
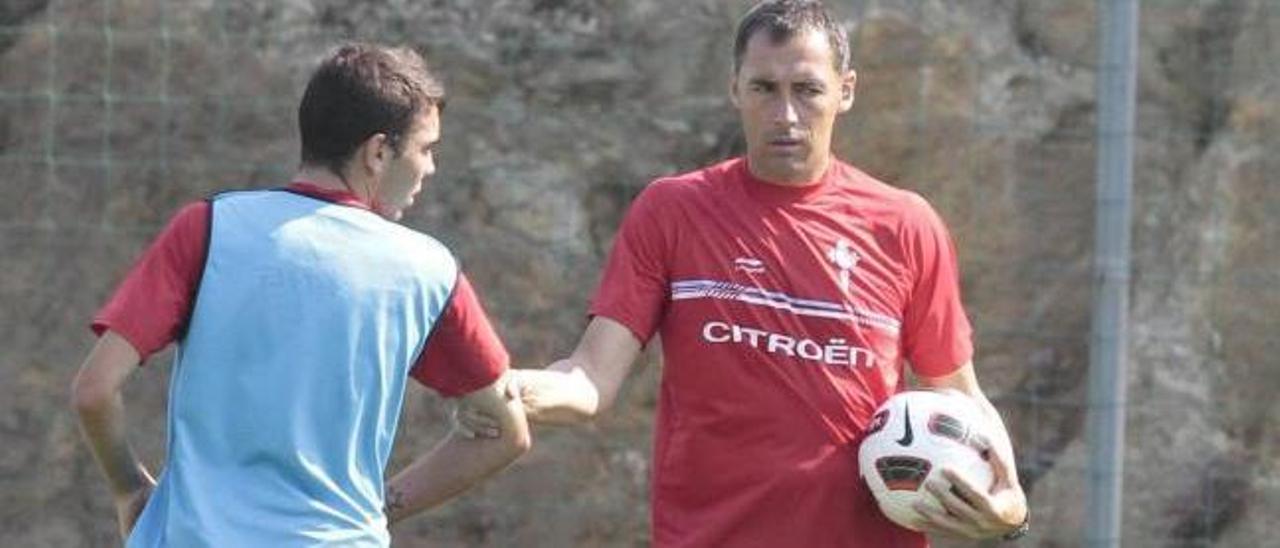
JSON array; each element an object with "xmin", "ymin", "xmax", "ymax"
[
  {"xmin": 298, "ymin": 43, "xmax": 446, "ymax": 177},
  {"xmin": 732, "ymin": 0, "xmax": 850, "ymax": 74}
]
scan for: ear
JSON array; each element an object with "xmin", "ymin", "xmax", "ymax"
[
  {"xmin": 729, "ymin": 73, "xmax": 742, "ymax": 108},
  {"xmin": 358, "ymin": 133, "xmax": 390, "ymax": 177},
  {"xmin": 838, "ymin": 69, "xmax": 857, "ymax": 113}
]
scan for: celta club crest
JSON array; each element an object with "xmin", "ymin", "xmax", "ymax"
[{"xmin": 826, "ymin": 238, "xmax": 859, "ymax": 292}]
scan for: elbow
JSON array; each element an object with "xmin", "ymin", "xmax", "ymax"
[
  {"xmin": 507, "ymin": 421, "xmax": 533, "ymax": 457},
  {"xmin": 70, "ymin": 372, "xmax": 114, "ymax": 415},
  {"xmin": 511, "ymin": 432, "xmax": 532, "ymax": 457}
]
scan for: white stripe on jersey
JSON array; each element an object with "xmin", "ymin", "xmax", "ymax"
[{"xmin": 670, "ymin": 279, "xmax": 902, "ymax": 334}]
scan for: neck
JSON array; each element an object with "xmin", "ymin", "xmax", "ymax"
[
  {"xmin": 294, "ymin": 166, "xmax": 373, "ymax": 202},
  {"xmin": 746, "ymin": 154, "xmax": 831, "ymax": 186}
]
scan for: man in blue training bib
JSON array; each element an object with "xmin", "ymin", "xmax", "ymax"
[{"xmin": 72, "ymin": 43, "xmax": 530, "ymax": 547}]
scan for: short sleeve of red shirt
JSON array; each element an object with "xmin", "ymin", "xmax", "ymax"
[
  {"xmin": 410, "ymin": 273, "xmax": 509, "ymax": 397},
  {"xmin": 899, "ymin": 193, "xmax": 973, "ymax": 377},
  {"xmin": 92, "ymin": 201, "xmax": 210, "ymax": 362},
  {"xmin": 588, "ymin": 183, "xmax": 672, "ymax": 345}
]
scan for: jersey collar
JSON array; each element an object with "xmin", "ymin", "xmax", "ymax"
[
  {"xmin": 736, "ymin": 157, "xmax": 840, "ymax": 206},
  {"xmin": 284, "ymin": 181, "xmax": 373, "ymax": 211}
]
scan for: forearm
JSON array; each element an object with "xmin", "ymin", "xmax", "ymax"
[
  {"xmin": 916, "ymin": 363, "xmax": 1020, "ymax": 481},
  {"xmin": 73, "ymin": 390, "xmax": 153, "ymax": 496},
  {"xmin": 518, "ymin": 317, "xmax": 641, "ymax": 424},
  {"xmin": 914, "ymin": 365, "xmax": 1028, "ymax": 537},
  {"xmin": 384, "ymin": 430, "xmax": 528, "ymax": 524}
]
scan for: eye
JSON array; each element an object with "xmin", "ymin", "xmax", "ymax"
[{"xmin": 798, "ymin": 84, "xmax": 824, "ymax": 97}]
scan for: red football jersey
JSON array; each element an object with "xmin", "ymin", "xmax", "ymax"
[{"xmin": 591, "ymin": 157, "xmax": 973, "ymax": 548}]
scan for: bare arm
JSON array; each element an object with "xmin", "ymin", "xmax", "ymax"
[
  {"xmin": 914, "ymin": 362, "xmax": 1028, "ymax": 539},
  {"xmin": 511, "ymin": 316, "xmax": 643, "ymax": 424},
  {"xmin": 384, "ymin": 372, "xmax": 531, "ymax": 525},
  {"xmin": 71, "ymin": 331, "xmax": 157, "ymax": 539}
]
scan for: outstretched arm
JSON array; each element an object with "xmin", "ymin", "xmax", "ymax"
[
  {"xmin": 453, "ymin": 316, "xmax": 643, "ymax": 433},
  {"xmin": 71, "ymin": 330, "xmax": 157, "ymax": 540},
  {"xmin": 914, "ymin": 362, "xmax": 1028, "ymax": 540},
  {"xmin": 516, "ymin": 316, "xmax": 643, "ymax": 424},
  {"xmin": 384, "ymin": 372, "xmax": 531, "ymax": 525}
]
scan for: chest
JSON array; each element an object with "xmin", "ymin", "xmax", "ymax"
[
  {"xmin": 666, "ymin": 200, "xmax": 913, "ymax": 327},
  {"xmin": 653, "ymin": 190, "xmax": 913, "ymax": 418}
]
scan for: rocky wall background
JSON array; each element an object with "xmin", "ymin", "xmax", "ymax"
[{"xmin": 1, "ymin": 0, "xmax": 1276, "ymax": 546}]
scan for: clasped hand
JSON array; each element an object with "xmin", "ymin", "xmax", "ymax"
[{"xmin": 913, "ymin": 446, "xmax": 1028, "ymax": 540}]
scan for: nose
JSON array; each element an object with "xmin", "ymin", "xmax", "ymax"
[
  {"xmin": 422, "ymin": 155, "xmax": 436, "ymax": 178},
  {"xmin": 770, "ymin": 95, "xmax": 800, "ymax": 126}
]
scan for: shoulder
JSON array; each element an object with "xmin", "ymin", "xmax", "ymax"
[
  {"xmin": 635, "ymin": 158, "xmax": 738, "ymax": 205},
  {"xmin": 206, "ymin": 189, "xmax": 318, "ymax": 223},
  {"xmin": 384, "ymin": 222, "xmax": 458, "ymax": 265},
  {"xmin": 360, "ymin": 222, "xmax": 463, "ymax": 293},
  {"xmin": 151, "ymin": 199, "xmax": 213, "ymax": 248},
  {"xmin": 832, "ymin": 160, "xmax": 946, "ymax": 229},
  {"xmin": 170, "ymin": 199, "xmax": 212, "ymax": 227},
  {"xmin": 834, "ymin": 161, "xmax": 923, "ymax": 205},
  {"xmin": 207, "ymin": 187, "xmax": 280, "ymax": 206}
]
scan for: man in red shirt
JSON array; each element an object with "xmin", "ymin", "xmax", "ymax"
[
  {"xmin": 71, "ymin": 43, "xmax": 529, "ymax": 546},
  {"xmin": 491, "ymin": 1, "xmax": 1029, "ymax": 546}
]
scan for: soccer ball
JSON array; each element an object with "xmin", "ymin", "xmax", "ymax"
[{"xmin": 857, "ymin": 389, "xmax": 996, "ymax": 531}]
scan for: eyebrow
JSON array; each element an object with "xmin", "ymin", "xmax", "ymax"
[{"xmin": 746, "ymin": 75, "xmax": 827, "ymax": 86}]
